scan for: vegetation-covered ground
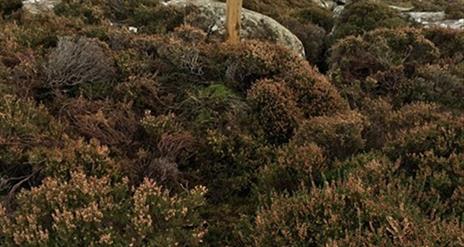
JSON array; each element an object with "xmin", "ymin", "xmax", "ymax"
[{"xmin": 0, "ymin": 0, "xmax": 464, "ymax": 246}]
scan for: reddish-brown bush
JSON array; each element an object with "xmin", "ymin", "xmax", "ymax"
[
  {"xmin": 292, "ymin": 111, "xmax": 368, "ymax": 160},
  {"xmin": 247, "ymin": 79, "xmax": 302, "ymax": 144}
]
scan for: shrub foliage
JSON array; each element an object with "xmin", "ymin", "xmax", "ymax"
[{"xmin": 1, "ymin": 0, "xmax": 464, "ymax": 246}]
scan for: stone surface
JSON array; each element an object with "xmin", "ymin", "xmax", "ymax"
[
  {"xmin": 165, "ymin": 0, "xmax": 305, "ymax": 57},
  {"xmin": 403, "ymin": 11, "xmax": 464, "ymax": 29},
  {"xmin": 22, "ymin": 0, "xmax": 59, "ymax": 14}
]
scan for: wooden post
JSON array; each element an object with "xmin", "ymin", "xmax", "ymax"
[{"xmin": 225, "ymin": 0, "xmax": 243, "ymax": 43}]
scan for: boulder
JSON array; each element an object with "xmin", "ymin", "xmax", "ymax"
[
  {"xmin": 406, "ymin": 11, "xmax": 446, "ymax": 23},
  {"xmin": 164, "ymin": 0, "xmax": 305, "ymax": 57},
  {"xmin": 22, "ymin": 0, "xmax": 59, "ymax": 14}
]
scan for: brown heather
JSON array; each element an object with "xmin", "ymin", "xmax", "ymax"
[
  {"xmin": 0, "ymin": 170, "xmax": 207, "ymax": 246},
  {"xmin": 1, "ymin": 0, "xmax": 464, "ymax": 246}
]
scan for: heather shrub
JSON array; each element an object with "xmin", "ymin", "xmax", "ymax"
[
  {"xmin": 114, "ymin": 46, "xmax": 155, "ymax": 79},
  {"xmin": 152, "ymin": 38, "xmax": 348, "ymax": 117},
  {"xmin": 257, "ymin": 142, "xmax": 326, "ymax": 194},
  {"xmin": 278, "ymin": 17, "xmax": 327, "ymax": 68},
  {"xmin": 385, "ymin": 116, "xmax": 464, "ymax": 166},
  {"xmin": 195, "ymin": 129, "xmax": 273, "ymax": 244},
  {"xmin": 423, "ymin": 27, "xmax": 464, "ymax": 60},
  {"xmin": 292, "ymin": 111, "xmax": 368, "ymax": 160},
  {"xmin": 0, "ymin": 95, "xmax": 64, "ymax": 197},
  {"xmin": 444, "ymin": 0, "xmax": 464, "ymax": 19},
  {"xmin": 106, "ymin": 0, "xmax": 184, "ymax": 34},
  {"xmin": 54, "ymin": 0, "xmax": 105, "ymax": 24},
  {"xmin": 331, "ymin": 219, "xmax": 464, "ymax": 246},
  {"xmin": 141, "ymin": 112, "xmax": 185, "ymax": 145},
  {"xmin": 248, "ymin": 177, "xmax": 433, "ymax": 246},
  {"xmin": 29, "ymin": 137, "xmax": 121, "ymax": 180},
  {"xmin": 0, "ymin": 95, "xmax": 63, "ymax": 166},
  {"xmin": 114, "ymin": 75, "xmax": 161, "ymax": 113},
  {"xmin": 2, "ymin": 1, "xmax": 464, "ymax": 245},
  {"xmin": 330, "ymin": 28, "xmax": 439, "ymax": 82},
  {"xmin": 403, "ymin": 64, "xmax": 464, "ymax": 109},
  {"xmin": 384, "ymin": 116, "xmax": 464, "ymax": 215},
  {"xmin": 43, "ymin": 36, "xmax": 116, "ymax": 94},
  {"xmin": 0, "ymin": 0, "xmax": 22, "ymax": 17},
  {"xmin": 12, "ymin": 14, "xmax": 84, "ymax": 51},
  {"xmin": 332, "ymin": 0, "xmax": 408, "ymax": 40},
  {"xmin": 239, "ymin": 0, "xmax": 318, "ymax": 20},
  {"xmin": 57, "ymin": 97, "xmax": 139, "ymax": 150},
  {"xmin": 292, "ymin": 4, "xmax": 335, "ymax": 31},
  {"xmin": 329, "ymin": 28, "xmax": 439, "ymax": 107},
  {"xmin": 363, "ymin": 100, "xmax": 451, "ymax": 149},
  {"xmin": 247, "ymin": 79, "xmax": 302, "ymax": 144},
  {"xmin": 181, "ymin": 84, "xmax": 247, "ymax": 131},
  {"xmin": 0, "ymin": 170, "xmax": 207, "ymax": 246},
  {"xmin": 140, "ymin": 111, "xmax": 197, "ymax": 181},
  {"xmin": 329, "ymin": 152, "xmax": 396, "ymax": 184},
  {"xmin": 198, "ymin": 130, "xmax": 272, "ymax": 203}
]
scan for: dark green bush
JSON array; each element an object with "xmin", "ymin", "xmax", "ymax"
[
  {"xmin": 54, "ymin": 0, "xmax": 104, "ymax": 24},
  {"xmin": 247, "ymin": 177, "xmax": 451, "ymax": 246},
  {"xmin": 329, "ymin": 28, "xmax": 439, "ymax": 107},
  {"xmin": 257, "ymin": 142, "xmax": 326, "ymax": 194},
  {"xmin": 332, "ymin": 0, "xmax": 409, "ymax": 40},
  {"xmin": 363, "ymin": 100, "xmax": 450, "ymax": 149},
  {"xmin": 292, "ymin": 4, "xmax": 335, "ymax": 31},
  {"xmin": 0, "ymin": 0, "xmax": 22, "ymax": 17},
  {"xmin": 181, "ymin": 84, "xmax": 247, "ymax": 131},
  {"xmin": 423, "ymin": 27, "xmax": 464, "ymax": 61},
  {"xmin": 278, "ymin": 17, "xmax": 328, "ymax": 68},
  {"xmin": 0, "ymin": 95, "xmax": 63, "ymax": 164},
  {"xmin": 106, "ymin": 0, "xmax": 184, "ymax": 34},
  {"xmin": 404, "ymin": 64, "xmax": 464, "ymax": 109},
  {"xmin": 292, "ymin": 111, "xmax": 368, "ymax": 160},
  {"xmin": 444, "ymin": 0, "xmax": 464, "ymax": 19}
]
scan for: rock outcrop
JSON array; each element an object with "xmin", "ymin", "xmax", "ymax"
[{"xmin": 164, "ymin": 0, "xmax": 305, "ymax": 57}]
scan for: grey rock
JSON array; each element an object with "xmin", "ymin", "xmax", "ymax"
[
  {"xmin": 22, "ymin": 0, "xmax": 60, "ymax": 14},
  {"xmin": 404, "ymin": 11, "xmax": 464, "ymax": 29},
  {"xmin": 333, "ymin": 5, "xmax": 345, "ymax": 17},
  {"xmin": 311, "ymin": 0, "xmax": 336, "ymax": 10},
  {"xmin": 165, "ymin": 0, "xmax": 305, "ymax": 57},
  {"xmin": 389, "ymin": 5, "xmax": 414, "ymax": 12},
  {"xmin": 406, "ymin": 11, "xmax": 446, "ymax": 23}
]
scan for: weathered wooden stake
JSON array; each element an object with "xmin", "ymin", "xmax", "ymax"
[{"xmin": 225, "ymin": 0, "xmax": 243, "ymax": 43}]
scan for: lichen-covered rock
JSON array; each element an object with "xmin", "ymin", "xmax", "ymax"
[
  {"xmin": 22, "ymin": 0, "xmax": 59, "ymax": 14},
  {"xmin": 165, "ymin": 0, "xmax": 305, "ymax": 57}
]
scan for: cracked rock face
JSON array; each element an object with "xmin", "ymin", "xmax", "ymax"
[{"xmin": 165, "ymin": 0, "xmax": 306, "ymax": 57}]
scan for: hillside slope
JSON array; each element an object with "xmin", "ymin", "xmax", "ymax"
[{"xmin": 1, "ymin": 0, "xmax": 464, "ymax": 246}]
